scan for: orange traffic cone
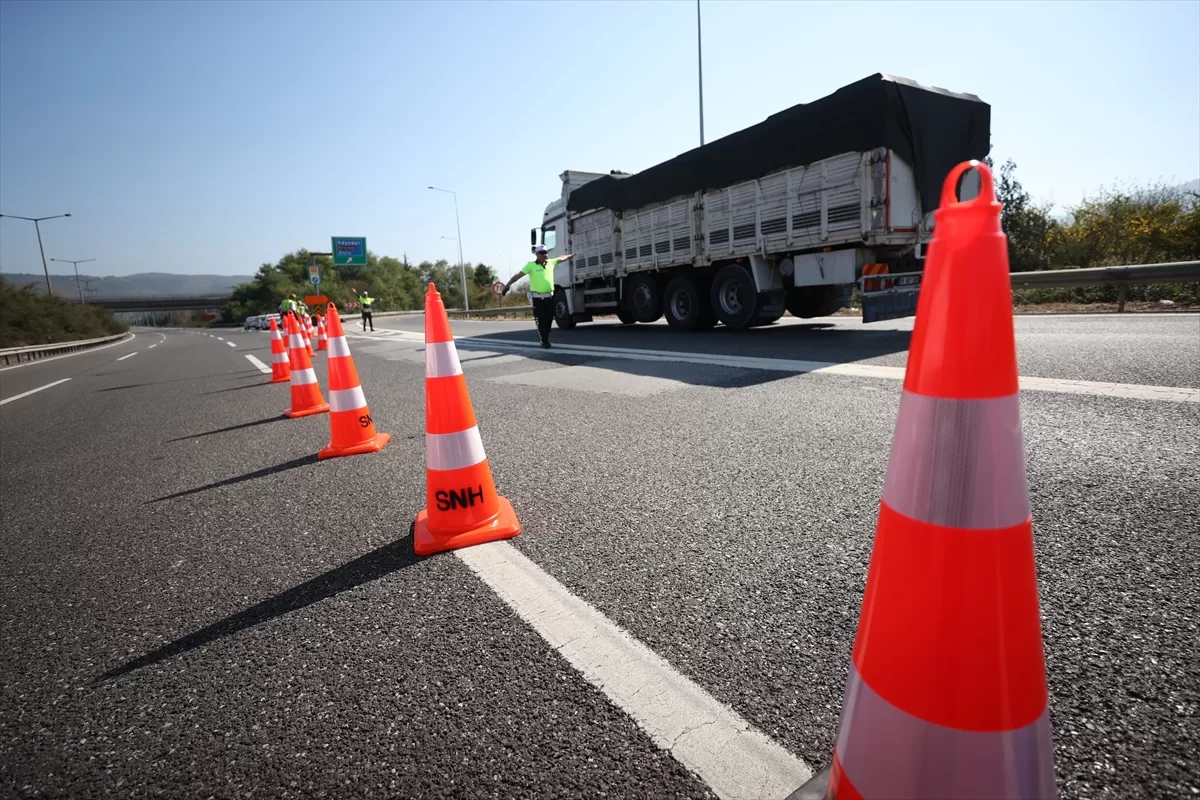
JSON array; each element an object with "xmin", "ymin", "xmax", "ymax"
[
  {"xmin": 283, "ymin": 313, "xmax": 329, "ymax": 418},
  {"xmin": 267, "ymin": 317, "xmax": 291, "ymax": 384},
  {"xmin": 414, "ymin": 282, "xmax": 520, "ymax": 556},
  {"xmin": 823, "ymin": 160, "xmax": 1056, "ymax": 800},
  {"xmin": 318, "ymin": 304, "xmax": 390, "ymax": 459},
  {"xmin": 317, "ymin": 315, "xmax": 328, "ymax": 351},
  {"xmin": 302, "ymin": 314, "xmax": 315, "ymax": 357}
]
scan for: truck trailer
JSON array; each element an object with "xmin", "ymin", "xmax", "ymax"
[{"xmin": 531, "ymin": 73, "xmax": 991, "ymax": 331}]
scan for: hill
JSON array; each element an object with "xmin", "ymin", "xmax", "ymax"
[{"xmin": 0, "ymin": 271, "xmax": 253, "ymax": 299}]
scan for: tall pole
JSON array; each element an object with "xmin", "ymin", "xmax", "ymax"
[
  {"xmin": 697, "ymin": 0, "xmax": 705, "ymax": 147},
  {"xmin": 0, "ymin": 213, "xmax": 72, "ymax": 297},
  {"xmin": 51, "ymin": 258, "xmax": 96, "ymax": 304},
  {"xmin": 429, "ymin": 186, "xmax": 469, "ymax": 311}
]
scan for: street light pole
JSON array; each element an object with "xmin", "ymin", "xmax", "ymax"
[
  {"xmin": 0, "ymin": 213, "xmax": 72, "ymax": 296},
  {"xmin": 697, "ymin": 0, "xmax": 705, "ymax": 147},
  {"xmin": 50, "ymin": 258, "xmax": 96, "ymax": 304},
  {"xmin": 428, "ymin": 186, "xmax": 469, "ymax": 311}
]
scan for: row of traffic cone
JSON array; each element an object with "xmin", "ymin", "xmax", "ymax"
[{"xmin": 263, "ymin": 289, "xmax": 520, "ymax": 558}]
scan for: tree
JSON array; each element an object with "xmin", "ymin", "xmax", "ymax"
[{"xmin": 984, "ymin": 157, "xmax": 1057, "ymax": 272}]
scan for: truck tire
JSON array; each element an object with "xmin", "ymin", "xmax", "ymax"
[
  {"xmin": 710, "ymin": 263, "xmax": 761, "ymax": 329},
  {"xmin": 616, "ymin": 308, "xmax": 636, "ymax": 325},
  {"xmin": 625, "ymin": 274, "xmax": 663, "ymax": 323},
  {"xmin": 664, "ymin": 275, "xmax": 716, "ymax": 331},
  {"xmin": 786, "ymin": 285, "xmax": 843, "ymax": 319},
  {"xmin": 554, "ymin": 288, "xmax": 576, "ymax": 329}
]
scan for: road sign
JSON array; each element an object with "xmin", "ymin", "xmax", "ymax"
[
  {"xmin": 332, "ymin": 237, "xmax": 367, "ymax": 266},
  {"xmin": 310, "ymin": 275, "xmax": 320, "ymax": 285},
  {"xmin": 309, "ymin": 263, "xmax": 321, "ymax": 286},
  {"xmin": 305, "ymin": 295, "xmax": 328, "ymax": 305}
]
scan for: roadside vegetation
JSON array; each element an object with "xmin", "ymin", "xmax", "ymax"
[
  {"xmin": 0, "ymin": 275, "xmax": 128, "ymax": 348},
  {"xmin": 990, "ymin": 158, "xmax": 1199, "ymax": 308},
  {"xmin": 223, "ymin": 253, "xmax": 527, "ymax": 322}
]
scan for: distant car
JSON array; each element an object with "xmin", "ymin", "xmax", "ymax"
[
  {"xmin": 244, "ymin": 315, "xmax": 259, "ymax": 330},
  {"xmin": 259, "ymin": 313, "xmax": 281, "ymax": 330}
]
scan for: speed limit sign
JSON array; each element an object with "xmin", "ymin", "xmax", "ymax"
[{"xmin": 492, "ymin": 281, "xmax": 505, "ymax": 297}]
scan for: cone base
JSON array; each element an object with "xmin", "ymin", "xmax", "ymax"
[
  {"xmin": 269, "ymin": 375, "xmax": 290, "ymax": 384},
  {"xmin": 318, "ymin": 432, "xmax": 391, "ymax": 460},
  {"xmin": 413, "ymin": 497, "xmax": 521, "ymax": 556},
  {"xmin": 284, "ymin": 403, "xmax": 330, "ymax": 418}
]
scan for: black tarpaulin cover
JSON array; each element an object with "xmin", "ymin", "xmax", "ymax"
[{"xmin": 565, "ymin": 73, "xmax": 991, "ymax": 218}]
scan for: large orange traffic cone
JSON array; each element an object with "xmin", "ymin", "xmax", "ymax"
[
  {"xmin": 414, "ymin": 282, "xmax": 520, "ymax": 556},
  {"xmin": 317, "ymin": 315, "xmax": 328, "ymax": 351},
  {"xmin": 318, "ymin": 304, "xmax": 390, "ymax": 459},
  {"xmin": 823, "ymin": 161, "xmax": 1056, "ymax": 800},
  {"xmin": 268, "ymin": 317, "xmax": 291, "ymax": 384},
  {"xmin": 283, "ymin": 314, "xmax": 329, "ymax": 418}
]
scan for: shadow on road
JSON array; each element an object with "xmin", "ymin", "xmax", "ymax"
[
  {"xmin": 147, "ymin": 452, "xmax": 317, "ymax": 503},
  {"xmin": 199, "ymin": 381, "xmax": 270, "ymax": 396},
  {"xmin": 98, "ymin": 531, "xmax": 421, "ymax": 682},
  {"xmin": 454, "ymin": 320, "xmax": 910, "ymax": 389},
  {"xmin": 96, "ymin": 369, "xmax": 262, "ymax": 393},
  {"xmin": 165, "ymin": 416, "xmax": 287, "ymax": 443}
]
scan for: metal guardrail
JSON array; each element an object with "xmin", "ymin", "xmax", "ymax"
[
  {"xmin": 1009, "ymin": 261, "xmax": 1200, "ymax": 312},
  {"xmin": 0, "ymin": 332, "xmax": 131, "ymax": 366}
]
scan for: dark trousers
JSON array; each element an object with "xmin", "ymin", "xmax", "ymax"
[
  {"xmin": 361, "ymin": 310, "xmax": 374, "ymax": 331},
  {"xmin": 531, "ymin": 296, "xmax": 554, "ymax": 346}
]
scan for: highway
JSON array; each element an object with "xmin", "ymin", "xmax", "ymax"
[{"xmin": 1, "ymin": 311, "xmax": 1197, "ymax": 799}]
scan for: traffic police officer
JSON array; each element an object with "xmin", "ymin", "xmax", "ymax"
[
  {"xmin": 501, "ymin": 245, "xmax": 575, "ymax": 348},
  {"xmin": 355, "ymin": 289, "xmax": 375, "ymax": 331}
]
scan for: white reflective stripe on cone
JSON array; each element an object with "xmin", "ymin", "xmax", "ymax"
[
  {"xmin": 289, "ymin": 334, "xmax": 307, "ymax": 349},
  {"xmin": 328, "ymin": 336, "xmax": 351, "ymax": 358},
  {"xmin": 291, "ymin": 367, "xmax": 318, "ymax": 386},
  {"xmin": 272, "ymin": 351, "xmax": 289, "ymax": 363},
  {"xmin": 426, "ymin": 425, "xmax": 486, "ymax": 471},
  {"xmin": 425, "ymin": 341, "xmax": 462, "ymax": 378},
  {"xmin": 329, "ymin": 386, "xmax": 367, "ymax": 413}
]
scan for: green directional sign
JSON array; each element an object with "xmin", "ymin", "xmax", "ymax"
[{"xmin": 331, "ymin": 237, "xmax": 367, "ymax": 266}]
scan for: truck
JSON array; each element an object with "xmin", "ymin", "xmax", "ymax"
[{"xmin": 530, "ymin": 73, "xmax": 991, "ymax": 331}]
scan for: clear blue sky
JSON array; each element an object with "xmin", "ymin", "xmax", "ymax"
[{"xmin": 1, "ymin": 0, "xmax": 1197, "ymax": 280}]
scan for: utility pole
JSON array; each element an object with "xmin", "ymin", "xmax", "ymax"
[
  {"xmin": 50, "ymin": 257, "xmax": 96, "ymax": 304},
  {"xmin": 428, "ymin": 186, "xmax": 470, "ymax": 311},
  {"xmin": 697, "ymin": 0, "xmax": 705, "ymax": 146},
  {"xmin": 0, "ymin": 213, "xmax": 72, "ymax": 296}
]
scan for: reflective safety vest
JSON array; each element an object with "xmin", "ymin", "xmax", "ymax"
[
  {"xmin": 280, "ymin": 298, "xmax": 296, "ymax": 313},
  {"xmin": 361, "ymin": 295, "xmax": 375, "ymax": 308}
]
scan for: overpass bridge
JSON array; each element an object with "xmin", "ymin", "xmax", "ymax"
[{"xmin": 89, "ymin": 295, "xmax": 233, "ymax": 312}]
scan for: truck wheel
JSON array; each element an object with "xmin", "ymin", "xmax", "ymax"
[
  {"xmin": 664, "ymin": 275, "xmax": 714, "ymax": 331},
  {"xmin": 710, "ymin": 264, "xmax": 760, "ymax": 329},
  {"xmin": 616, "ymin": 308, "xmax": 636, "ymax": 325},
  {"xmin": 786, "ymin": 286, "xmax": 842, "ymax": 319},
  {"xmin": 625, "ymin": 274, "xmax": 663, "ymax": 323},
  {"xmin": 554, "ymin": 288, "xmax": 576, "ymax": 329}
]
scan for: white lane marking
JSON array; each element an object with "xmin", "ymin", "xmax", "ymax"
[
  {"xmin": 461, "ymin": 339, "xmax": 1199, "ymax": 404},
  {"xmin": 116, "ymin": 352, "xmax": 138, "ymax": 362},
  {"xmin": 226, "ymin": 341, "xmax": 236, "ymax": 348},
  {"xmin": 0, "ymin": 333, "xmax": 136, "ymax": 372},
  {"xmin": 148, "ymin": 344, "xmax": 157, "ymax": 349},
  {"xmin": 0, "ymin": 377, "xmax": 72, "ymax": 406},
  {"xmin": 244, "ymin": 354, "xmax": 271, "ymax": 374},
  {"xmin": 217, "ymin": 337, "xmax": 224, "ymax": 341},
  {"xmin": 456, "ymin": 542, "xmax": 812, "ymax": 800}
]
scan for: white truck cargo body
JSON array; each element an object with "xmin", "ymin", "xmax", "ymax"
[{"xmin": 530, "ymin": 74, "xmax": 990, "ymax": 332}]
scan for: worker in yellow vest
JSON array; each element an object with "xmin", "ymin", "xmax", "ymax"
[
  {"xmin": 355, "ymin": 288, "xmax": 375, "ymax": 331},
  {"xmin": 501, "ymin": 244, "xmax": 575, "ymax": 348}
]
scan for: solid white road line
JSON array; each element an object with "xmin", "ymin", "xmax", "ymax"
[
  {"xmin": 244, "ymin": 354, "xmax": 271, "ymax": 374},
  {"xmin": 226, "ymin": 341, "xmax": 237, "ymax": 348},
  {"xmin": 0, "ymin": 378, "xmax": 72, "ymax": 406},
  {"xmin": 459, "ymin": 338, "xmax": 1200, "ymax": 404},
  {"xmin": 0, "ymin": 333, "xmax": 136, "ymax": 373},
  {"xmin": 116, "ymin": 352, "xmax": 138, "ymax": 362},
  {"xmin": 456, "ymin": 542, "xmax": 812, "ymax": 800}
]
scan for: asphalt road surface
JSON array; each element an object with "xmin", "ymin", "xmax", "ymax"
[{"xmin": 2, "ymin": 312, "xmax": 1197, "ymax": 799}]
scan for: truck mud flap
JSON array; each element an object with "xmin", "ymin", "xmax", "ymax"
[{"xmin": 861, "ymin": 289, "xmax": 920, "ymax": 323}]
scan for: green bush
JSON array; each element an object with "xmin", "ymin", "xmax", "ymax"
[{"xmin": 0, "ymin": 276, "xmax": 128, "ymax": 348}]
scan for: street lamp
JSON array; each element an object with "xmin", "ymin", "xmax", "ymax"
[
  {"xmin": 428, "ymin": 186, "xmax": 469, "ymax": 311},
  {"xmin": 0, "ymin": 213, "xmax": 72, "ymax": 296},
  {"xmin": 50, "ymin": 257, "xmax": 96, "ymax": 304},
  {"xmin": 697, "ymin": 0, "xmax": 705, "ymax": 146}
]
